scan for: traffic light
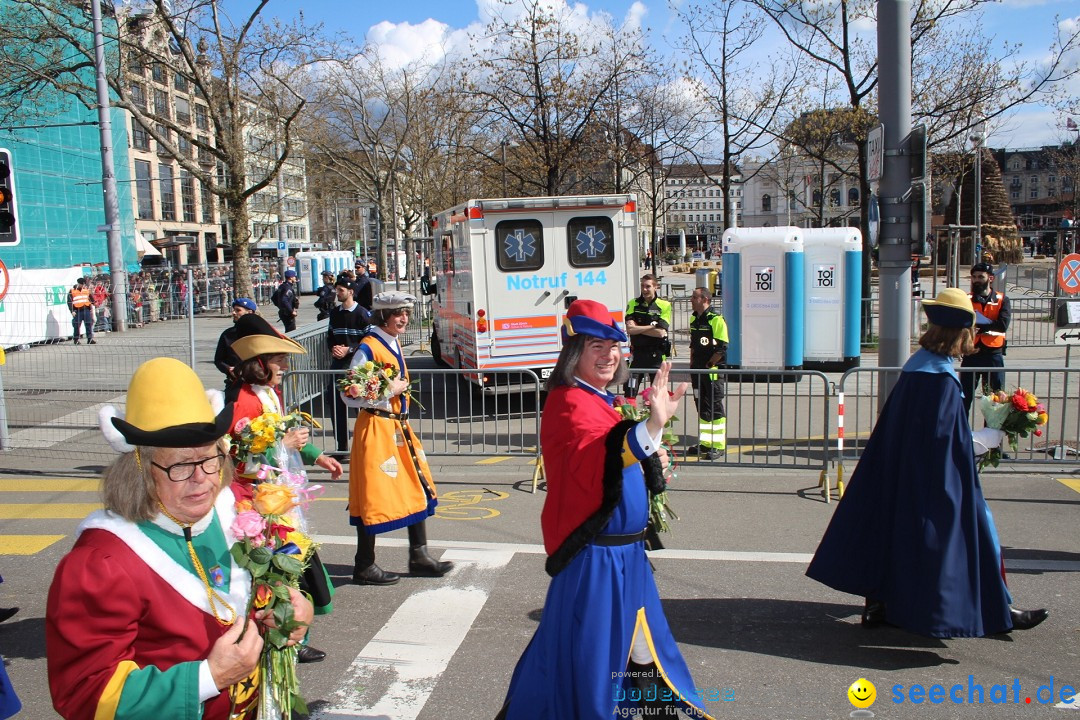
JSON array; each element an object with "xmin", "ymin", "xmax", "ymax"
[{"xmin": 0, "ymin": 149, "xmax": 18, "ymax": 245}]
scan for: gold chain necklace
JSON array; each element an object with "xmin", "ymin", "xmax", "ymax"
[{"xmin": 157, "ymin": 502, "xmax": 237, "ymax": 627}]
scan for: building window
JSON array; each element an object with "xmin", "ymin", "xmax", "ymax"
[
  {"xmin": 848, "ymin": 188, "xmax": 859, "ymax": 205},
  {"xmin": 180, "ymin": 170, "xmax": 196, "ymax": 222},
  {"xmin": 154, "ymin": 89, "xmax": 170, "ymax": 119},
  {"xmin": 151, "ymin": 62, "xmax": 166, "ymax": 83},
  {"xmin": 195, "ymin": 105, "xmax": 209, "ymax": 131},
  {"xmin": 129, "ymin": 51, "xmax": 144, "ymax": 76},
  {"xmin": 130, "ymin": 83, "xmax": 147, "ymax": 110},
  {"xmin": 201, "ymin": 181, "xmax": 214, "ymax": 224},
  {"xmin": 1011, "ymin": 190, "xmax": 1020, "ymax": 200},
  {"xmin": 198, "ymin": 136, "xmax": 213, "ymax": 165},
  {"xmin": 177, "ymin": 135, "xmax": 192, "ymax": 159},
  {"xmin": 1030, "ymin": 175, "xmax": 1038, "ymax": 185},
  {"xmin": 762, "ymin": 194, "xmax": 772, "ymax": 212},
  {"xmin": 131, "ymin": 120, "xmax": 150, "ymax": 150},
  {"xmin": 174, "ymin": 72, "xmax": 189, "ymax": 93},
  {"xmin": 175, "ymin": 96, "xmax": 191, "ymax": 125},
  {"xmin": 155, "ymin": 123, "xmax": 171, "ymax": 155},
  {"xmin": 1029, "ymin": 188, "xmax": 1038, "ymax": 199},
  {"xmin": 159, "ymin": 163, "xmax": 176, "ymax": 221},
  {"xmin": 135, "ymin": 160, "xmax": 153, "ymax": 219}
]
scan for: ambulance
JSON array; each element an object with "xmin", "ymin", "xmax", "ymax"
[{"xmin": 426, "ymin": 194, "xmax": 639, "ymax": 391}]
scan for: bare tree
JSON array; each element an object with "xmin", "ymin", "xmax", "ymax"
[
  {"xmin": 0, "ymin": 0, "xmax": 338, "ymax": 298},
  {"xmin": 469, "ymin": 0, "xmax": 618, "ymax": 195},
  {"xmin": 675, "ymin": 0, "xmax": 802, "ymax": 231}
]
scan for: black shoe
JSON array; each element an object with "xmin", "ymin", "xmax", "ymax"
[
  {"xmin": 0, "ymin": 607, "xmax": 18, "ymax": 624},
  {"xmin": 701, "ymin": 448, "xmax": 722, "ymax": 460},
  {"xmin": 1009, "ymin": 606, "xmax": 1048, "ymax": 631},
  {"xmin": 862, "ymin": 599, "xmax": 887, "ymax": 628},
  {"xmin": 73, "ymin": 338, "xmax": 80, "ymax": 345},
  {"xmin": 352, "ymin": 564, "xmax": 400, "ymax": 586},
  {"xmin": 1000, "ymin": 452, "xmax": 1011, "ymax": 460},
  {"xmin": 87, "ymin": 339, "xmax": 97, "ymax": 345},
  {"xmin": 686, "ymin": 446, "xmax": 701, "ymax": 456},
  {"xmin": 296, "ymin": 645, "xmax": 326, "ymax": 663},
  {"xmin": 409, "ymin": 546, "xmax": 454, "ymax": 577}
]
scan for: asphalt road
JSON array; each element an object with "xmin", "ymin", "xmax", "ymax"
[
  {"xmin": 1, "ymin": 265, "xmax": 1078, "ymax": 718},
  {"xmin": 1, "ymin": 457, "xmax": 1078, "ymax": 719}
]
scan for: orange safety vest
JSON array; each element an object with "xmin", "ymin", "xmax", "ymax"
[
  {"xmin": 69, "ymin": 287, "xmax": 91, "ymax": 309},
  {"xmin": 970, "ymin": 290, "xmax": 1005, "ymax": 349}
]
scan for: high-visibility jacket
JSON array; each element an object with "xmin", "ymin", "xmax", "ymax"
[
  {"xmin": 68, "ymin": 287, "xmax": 91, "ymax": 310},
  {"xmin": 689, "ymin": 309, "xmax": 729, "ymax": 368},
  {"xmin": 625, "ymin": 295, "xmax": 672, "ymax": 355},
  {"xmin": 969, "ymin": 289, "xmax": 1009, "ymax": 350}
]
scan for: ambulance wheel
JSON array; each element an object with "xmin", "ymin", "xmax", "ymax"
[{"xmin": 430, "ymin": 330, "xmax": 449, "ymax": 368}]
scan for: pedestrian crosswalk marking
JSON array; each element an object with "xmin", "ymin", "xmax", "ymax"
[
  {"xmin": 1059, "ymin": 479, "xmax": 1080, "ymax": 494},
  {"xmin": 0, "ymin": 478, "xmax": 101, "ymax": 492},
  {"xmin": 5, "ymin": 396, "xmax": 124, "ymax": 449},
  {"xmin": 314, "ymin": 548, "xmax": 514, "ymax": 720},
  {"xmin": 0, "ymin": 502, "xmax": 101, "ymax": 519},
  {"xmin": 0, "ymin": 535, "xmax": 66, "ymax": 554}
]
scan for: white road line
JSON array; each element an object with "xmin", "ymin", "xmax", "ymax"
[
  {"xmin": 313, "ymin": 536, "xmax": 1080, "ymax": 571},
  {"xmin": 7, "ymin": 397, "xmax": 124, "ymax": 449},
  {"xmin": 1057, "ymin": 693, "xmax": 1079, "ymax": 709},
  {"xmin": 314, "ymin": 548, "xmax": 514, "ymax": 720}
]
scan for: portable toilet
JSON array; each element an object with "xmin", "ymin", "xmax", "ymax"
[
  {"xmin": 294, "ymin": 251, "xmax": 321, "ymax": 294},
  {"xmin": 802, "ymin": 228, "xmax": 862, "ymax": 371},
  {"xmin": 721, "ymin": 227, "xmax": 804, "ymax": 370}
]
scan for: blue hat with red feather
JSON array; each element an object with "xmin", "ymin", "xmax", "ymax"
[{"xmin": 561, "ymin": 299, "xmax": 627, "ymax": 343}]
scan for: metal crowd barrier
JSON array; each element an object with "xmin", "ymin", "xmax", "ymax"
[
  {"xmin": 281, "ymin": 368, "xmax": 544, "ymax": 462},
  {"xmin": 835, "ymin": 366, "xmax": 1080, "ymax": 488}
]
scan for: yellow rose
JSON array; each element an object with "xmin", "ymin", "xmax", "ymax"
[
  {"xmin": 285, "ymin": 529, "xmax": 314, "ymax": 559},
  {"xmin": 253, "ymin": 483, "xmax": 297, "ymax": 516},
  {"xmin": 363, "ymin": 361, "xmax": 375, "ymax": 371}
]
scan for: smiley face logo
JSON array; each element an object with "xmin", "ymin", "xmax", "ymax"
[{"xmin": 848, "ymin": 678, "xmax": 876, "ymax": 709}]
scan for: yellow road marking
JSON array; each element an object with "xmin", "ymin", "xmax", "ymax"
[
  {"xmin": 1059, "ymin": 479, "xmax": 1080, "ymax": 494},
  {"xmin": 0, "ymin": 479, "xmax": 101, "ymax": 492},
  {"xmin": 0, "ymin": 535, "xmax": 66, "ymax": 555},
  {"xmin": 0, "ymin": 503, "xmax": 102, "ymax": 519},
  {"xmin": 477, "ymin": 457, "xmax": 512, "ymax": 465}
]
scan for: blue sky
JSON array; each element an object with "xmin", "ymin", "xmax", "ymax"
[{"xmin": 255, "ymin": 0, "xmax": 1079, "ymax": 149}]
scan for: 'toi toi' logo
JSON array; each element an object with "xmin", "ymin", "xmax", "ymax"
[{"xmin": 848, "ymin": 678, "xmax": 877, "ymax": 716}]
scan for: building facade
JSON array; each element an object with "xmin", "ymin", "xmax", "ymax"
[
  {"xmin": 663, "ymin": 164, "xmax": 742, "ymax": 254},
  {"xmin": 992, "ymin": 146, "xmax": 1078, "ymax": 247}
]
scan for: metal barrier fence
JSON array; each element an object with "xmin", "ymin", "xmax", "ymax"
[
  {"xmin": 282, "ymin": 368, "xmax": 544, "ymax": 461},
  {"xmin": 835, "ymin": 366, "xmax": 1080, "ymax": 476}
]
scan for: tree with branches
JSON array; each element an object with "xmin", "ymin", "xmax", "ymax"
[{"xmin": 0, "ymin": 0, "xmax": 338, "ymax": 298}]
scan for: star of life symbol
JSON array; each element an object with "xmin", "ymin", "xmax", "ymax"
[
  {"xmin": 505, "ymin": 229, "xmax": 537, "ymax": 263},
  {"xmin": 575, "ymin": 226, "xmax": 608, "ymax": 259}
]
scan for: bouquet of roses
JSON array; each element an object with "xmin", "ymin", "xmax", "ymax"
[
  {"xmin": 337, "ymin": 360, "xmax": 399, "ymax": 403},
  {"xmin": 232, "ymin": 411, "xmax": 306, "ymax": 467},
  {"xmin": 978, "ymin": 387, "xmax": 1049, "ymax": 469},
  {"xmin": 613, "ymin": 390, "xmax": 679, "ymax": 534},
  {"xmin": 229, "ymin": 482, "xmax": 315, "ymax": 718}
]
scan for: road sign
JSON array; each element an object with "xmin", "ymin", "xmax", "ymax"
[
  {"xmin": 277, "ymin": 240, "xmax": 287, "ymax": 257},
  {"xmin": 1055, "ymin": 329, "xmax": 1080, "ymax": 345},
  {"xmin": 866, "ymin": 124, "xmax": 884, "ymax": 184},
  {"xmin": 1058, "ymin": 253, "xmax": 1080, "ymax": 295},
  {"xmin": 286, "ymin": 256, "xmax": 296, "ymax": 267}
]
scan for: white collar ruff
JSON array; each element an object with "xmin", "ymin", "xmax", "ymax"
[{"xmin": 77, "ymin": 486, "xmax": 251, "ymax": 619}]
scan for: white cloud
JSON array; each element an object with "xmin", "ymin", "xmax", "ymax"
[{"xmin": 365, "ymin": 18, "xmax": 453, "ymax": 70}]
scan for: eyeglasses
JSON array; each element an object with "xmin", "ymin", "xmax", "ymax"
[{"xmin": 151, "ymin": 453, "xmax": 226, "ymax": 482}]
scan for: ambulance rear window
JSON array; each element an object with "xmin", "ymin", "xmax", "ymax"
[
  {"xmin": 567, "ymin": 216, "xmax": 615, "ymax": 268},
  {"xmin": 496, "ymin": 219, "xmax": 545, "ymax": 272}
]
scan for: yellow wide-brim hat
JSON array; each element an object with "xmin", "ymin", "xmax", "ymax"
[
  {"xmin": 230, "ymin": 314, "xmax": 307, "ymax": 361},
  {"xmin": 100, "ymin": 357, "xmax": 231, "ymax": 451},
  {"xmin": 922, "ymin": 287, "xmax": 989, "ymax": 328}
]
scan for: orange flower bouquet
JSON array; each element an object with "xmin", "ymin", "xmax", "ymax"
[{"xmin": 978, "ymin": 388, "xmax": 1049, "ymax": 469}]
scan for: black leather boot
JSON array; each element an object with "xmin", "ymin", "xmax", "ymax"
[
  {"xmin": 861, "ymin": 598, "xmax": 887, "ymax": 628},
  {"xmin": 352, "ymin": 525, "xmax": 399, "ymax": 585},
  {"xmin": 408, "ymin": 521, "xmax": 453, "ymax": 577}
]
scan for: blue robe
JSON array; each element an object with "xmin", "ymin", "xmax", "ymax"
[
  {"xmin": 806, "ymin": 349, "xmax": 1013, "ymax": 637},
  {"xmin": 500, "ymin": 384, "xmax": 713, "ymax": 719}
]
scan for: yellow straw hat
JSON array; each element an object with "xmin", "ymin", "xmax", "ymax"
[{"xmin": 922, "ymin": 288, "xmax": 989, "ymax": 328}]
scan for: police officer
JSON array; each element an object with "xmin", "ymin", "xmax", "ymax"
[
  {"xmin": 213, "ymin": 297, "xmax": 257, "ymax": 403},
  {"xmin": 625, "ymin": 274, "xmax": 672, "ymax": 395},
  {"xmin": 67, "ymin": 277, "xmax": 95, "ymax": 345},
  {"xmin": 688, "ymin": 286, "xmax": 728, "ymax": 459},
  {"xmin": 273, "ymin": 269, "xmax": 300, "ymax": 332},
  {"xmin": 961, "ymin": 262, "xmax": 1011, "ymax": 413},
  {"xmin": 353, "ymin": 260, "xmax": 374, "ymax": 311},
  {"xmin": 314, "ymin": 270, "xmax": 337, "ymax": 320},
  {"xmin": 327, "ymin": 278, "xmax": 372, "ymax": 452}
]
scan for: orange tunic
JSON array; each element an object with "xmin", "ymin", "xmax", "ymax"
[{"xmin": 346, "ymin": 334, "xmax": 437, "ymax": 532}]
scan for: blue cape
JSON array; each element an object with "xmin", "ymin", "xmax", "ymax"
[{"xmin": 806, "ymin": 349, "xmax": 1012, "ymax": 637}]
